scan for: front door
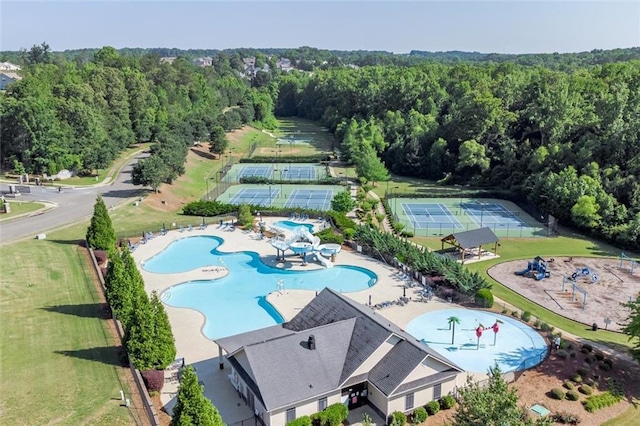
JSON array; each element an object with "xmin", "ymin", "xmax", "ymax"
[{"xmin": 342, "ymin": 382, "xmax": 368, "ymax": 409}]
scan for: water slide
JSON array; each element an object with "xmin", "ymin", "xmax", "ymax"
[{"xmin": 298, "ymin": 228, "xmax": 333, "ymax": 268}]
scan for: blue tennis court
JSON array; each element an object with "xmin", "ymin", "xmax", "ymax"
[
  {"xmin": 229, "ymin": 188, "xmax": 279, "ymax": 207},
  {"xmin": 286, "ymin": 189, "xmax": 333, "ymax": 210},
  {"xmin": 402, "ymin": 203, "xmax": 463, "ymax": 229},
  {"xmin": 237, "ymin": 166, "xmax": 273, "ymax": 179},
  {"xmin": 279, "ymin": 166, "xmax": 317, "ymax": 181},
  {"xmin": 461, "ymin": 202, "xmax": 528, "ymax": 228}
]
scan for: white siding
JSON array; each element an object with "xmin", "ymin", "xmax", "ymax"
[
  {"xmin": 367, "ymin": 384, "xmax": 389, "ymax": 418},
  {"xmin": 403, "ymin": 356, "xmax": 453, "ymax": 383}
]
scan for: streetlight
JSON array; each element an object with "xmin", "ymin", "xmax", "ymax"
[
  {"xmin": 269, "ymin": 184, "xmax": 272, "ymax": 207},
  {"xmin": 205, "ymin": 177, "xmax": 216, "ymax": 200},
  {"xmin": 478, "ymin": 201, "xmax": 489, "ymax": 228}
]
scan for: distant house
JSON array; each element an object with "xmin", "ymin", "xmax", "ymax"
[
  {"xmin": 276, "ymin": 58, "xmax": 293, "ymax": 72},
  {"xmin": 159, "ymin": 56, "xmax": 177, "ymax": 65},
  {"xmin": 0, "ymin": 61, "xmax": 21, "ymax": 72},
  {"xmin": 192, "ymin": 57, "xmax": 212, "ymax": 67},
  {"xmin": 215, "ymin": 288, "xmax": 464, "ymax": 426},
  {"xmin": 0, "ymin": 72, "xmax": 22, "ymax": 90}
]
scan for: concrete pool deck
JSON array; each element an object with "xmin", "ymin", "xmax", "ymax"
[{"xmin": 132, "ymin": 218, "xmax": 460, "ymax": 424}]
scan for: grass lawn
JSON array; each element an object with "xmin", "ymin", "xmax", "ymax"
[
  {"xmin": 0, "ymin": 238, "xmax": 134, "ymax": 425},
  {"xmin": 603, "ymin": 405, "xmax": 640, "ymax": 426},
  {"xmin": 370, "ymin": 174, "xmax": 456, "ymax": 199},
  {"xmin": 0, "ymin": 201, "xmax": 45, "ymax": 221}
]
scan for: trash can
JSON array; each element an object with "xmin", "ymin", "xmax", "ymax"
[{"xmin": 592, "ymin": 322, "xmax": 598, "ymax": 331}]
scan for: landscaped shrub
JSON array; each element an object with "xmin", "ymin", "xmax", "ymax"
[
  {"xmin": 578, "ymin": 385, "xmax": 593, "ymax": 395},
  {"xmin": 533, "ymin": 319, "xmax": 541, "ymax": 328},
  {"xmin": 141, "ymin": 369, "xmax": 164, "ymax": 393},
  {"xmin": 425, "ymin": 400, "xmax": 440, "ymax": 415},
  {"xmin": 577, "ymin": 368, "xmax": 589, "ymax": 377},
  {"xmin": 584, "ymin": 378, "xmax": 597, "ymax": 387},
  {"xmin": 551, "ymin": 411, "xmax": 582, "ymax": 425},
  {"xmin": 550, "ymin": 388, "xmax": 566, "ymax": 400},
  {"xmin": 326, "ymin": 210, "xmax": 357, "ymax": 231},
  {"xmin": 585, "ymin": 355, "xmax": 596, "ymax": 364},
  {"xmin": 285, "ymin": 415, "xmax": 312, "ymax": 426},
  {"xmin": 412, "ymin": 406, "xmax": 428, "ymax": 424},
  {"xmin": 388, "ymin": 411, "xmax": 407, "ymax": 426},
  {"xmin": 583, "ymin": 391, "xmax": 623, "ymax": 412},
  {"xmin": 316, "ymin": 228, "xmax": 345, "ymax": 245},
  {"xmin": 566, "ymin": 390, "xmax": 581, "ymax": 401},
  {"xmin": 563, "ymin": 381, "xmax": 575, "ymax": 390},
  {"xmin": 599, "ymin": 362, "xmax": 612, "ymax": 371},
  {"xmin": 511, "ymin": 310, "xmax": 519, "ymax": 317},
  {"xmin": 182, "ymin": 200, "xmax": 239, "ymax": 217},
  {"xmin": 595, "ymin": 352, "xmax": 605, "ymax": 361},
  {"xmin": 439, "ymin": 395, "xmax": 456, "ymax": 409},
  {"xmin": 571, "ymin": 374, "xmax": 582, "ymax": 383},
  {"xmin": 557, "ymin": 350, "xmax": 569, "ymax": 360},
  {"xmin": 581, "ymin": 343, "xmax": 593, "ymax": 353},
  {"xmin": 236, "ymin": 204, "xmax": 254, "ymax": 227},
  {"xmin": 322, "ymin": 403, "xmax": 349, "ymax": 426},
  {"xmin": 474, "ymin": 288, "xmax": 494, "ymax": 308},
  {"xmin": 603, "ymin": 358, "xmax": 613, "ymax": 367},
  {"xmin": 502, "ymin": 309, "xmax": 509, "ymax": 314},
  {"xmin": 521, "ymin": 311, "xmax": 532, "ymax": 322},
  {"xmin": 343, "ymin": 228, "xmax": 355, "ymax": 240},
  {"xmin": 570, "ymin": 351, "xmax": 577, "ymax": 358},
  {"xmin": 540, "ymin": 322, "xmax": 553, "ymax": 332}
]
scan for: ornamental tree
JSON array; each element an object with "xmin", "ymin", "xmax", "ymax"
[
  {"xmin": 171, "ymin": 366, "xmax": 223, "ymax": 426},
  {"xmin": 86, "ymin": 195, "xmax": 117, "ymax": 250}
]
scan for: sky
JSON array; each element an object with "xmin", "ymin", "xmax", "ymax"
[{"xmin": 1, "ymin": 1, "xmax": 639, "ymax": 54}]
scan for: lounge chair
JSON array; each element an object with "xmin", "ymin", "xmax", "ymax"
[
  {"xmin": 160, "ymin": 228, "xmax": 167, "ymax": 236},
  {"xmin": 179, "ymin": 226, "xmax": 184, "ymax": 232},
  {"xmin": 187, "ymin": 225, "xmax": 193, "ymax": 231}
]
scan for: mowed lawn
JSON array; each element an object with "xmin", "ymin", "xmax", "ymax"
[
  {"xmin": 0, "ymin": 238, "xmax": 134, "ymax": 425},
  {"xmin": 0, "ymin": 201, "xmax": 45, "ymax": 222}
]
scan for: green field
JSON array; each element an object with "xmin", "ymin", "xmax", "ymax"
[
  {"xmin": 0, "ymin": 200, "xmax": 45, "ymax": 221},
  {"xmin": 390, "ymin": 197, "xmax": 546, "ymax": 238},
  {"xmin": 0, "ymin": 239, "xmax": 135, "ymax": 425}
]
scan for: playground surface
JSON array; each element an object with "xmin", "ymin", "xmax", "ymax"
[
  {"xmin": 488, "ymin": 256, "xmax": 640, "ymax": 332},
  {"xmin": 389, "ymin": 197, "xmax": 546, "ymax": 238}
]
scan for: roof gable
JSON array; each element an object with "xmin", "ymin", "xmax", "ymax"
[{"xmin": 368, "ymin": 340, "xmax": 426, "ymax": 395}]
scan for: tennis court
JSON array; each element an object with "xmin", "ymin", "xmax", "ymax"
[
  {"xmin": 389, "ymin": 197, "xmax": 546, "ymax": 238},
  {"xmin": 460, "ymin": 202, "xmax": 528, "ymax": 228},
  {"xmin": 218, "ymin": 184, "xmax": 342, "ymax": 211},
  {"xmin": 285, "ymin": 189, "xmax": 334, "ymax": 210},
  {"xmin": 402, "ymin": 203, "xmax": 463, "ymax": 230},
  {"xmin": 229, "ymin": 188, "xmax": 280, "ymax": 207},
  {"xmin": 229, "ymin": 163, "xmax": 326, "ymax": 182}
]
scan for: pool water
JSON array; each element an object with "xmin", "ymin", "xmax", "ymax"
[
  {"xmin": 143, "ymin": 236, "xmax": 377, "ymax": 339},
  {"xmin": 273, "ymin": 220, "xmax": 314, "ymax": 233},
  {"xmin": 407, "ymin": 309, "xmax": 547, "ymax": 373}
]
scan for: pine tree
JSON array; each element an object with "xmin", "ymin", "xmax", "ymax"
[
  {"xmin": 171, "ymin": 366, "xmax": 223, "ymax": 426},
  {"xmin": 150, "ymin": 291, "xmax": 177, "ymax": 369},
  {"xmin": 86, "ymin": 195, "xmax": 117, "ymax": 250}
]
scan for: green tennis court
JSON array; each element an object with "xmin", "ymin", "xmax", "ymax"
[
  {"xmin": 223, "ymin": 163, "xmax": 328, "ymax": 183},
  {"xmin": 218, "ymin": 184, "xmax": 344, "ymax": 210},
  {"xmin": 389, "ymin": 197, "xmax": 548, "ymax": 238}
]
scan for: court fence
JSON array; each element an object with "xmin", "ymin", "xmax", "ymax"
[
  {"xmin": 393, "ymin": 217, "xmax": 550, "ymax": 238},
  {"xmin": 203, "ymin": 157, "xmax": 235, "ymax": 201}
]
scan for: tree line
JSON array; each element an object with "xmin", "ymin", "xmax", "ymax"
[{"xmin": 272, "ymin": 61, "xmax": 640, "ymax": 248}]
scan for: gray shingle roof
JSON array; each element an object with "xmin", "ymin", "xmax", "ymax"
[
  {"xmin": 235, "ymin": 318, "xmax": 356, "ymax": 410},
  {"xmin": 217, "ymin": 289, "xmax": 463, "ymax": 412},
  {"xmin": 368, "ymin": 340, "xmax": 426, "ymax": 396},
  {"xmin": 443, "ymin": 227, "xmax": 499, "ymax": 249}
]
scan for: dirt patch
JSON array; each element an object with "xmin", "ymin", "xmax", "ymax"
[
  {"xmin": 488, "ymin": 257, "xmax": 640, "ymax": 331},
  {"xmin": 513, "ymin": 337, "xmax": 640, "ymax": 426},
  {"xmin": 226, "ymin": 126, "xmax": 254, "ymax": 144},
  {"xmin": 258, "ymin": 147, "xmax": 305, "ymax": 156}
]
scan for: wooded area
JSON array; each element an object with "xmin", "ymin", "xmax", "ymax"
[{"xmin": 1, "ymin": 45, "xmax": 639, "ymax": 248}]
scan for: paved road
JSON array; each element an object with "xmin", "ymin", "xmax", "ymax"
[{"xmin": 0, "ymin": 152, "xmax": 148, "ymax": 244}]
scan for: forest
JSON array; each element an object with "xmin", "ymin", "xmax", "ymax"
[{"xmin": 1, "ymin": 44, "xmax": 639, "ymax": 248}]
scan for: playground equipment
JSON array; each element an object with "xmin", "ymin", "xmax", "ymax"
[
  {"xmin": 569, "ymin": 267, "xmax": 599, "ymax": 284},
  {"xmin": 561, "ymin": 275, "xmax": 588, "ymax": 310},
  {"xmin": 620, "ymin": 252, "xmax": 637, "ymax": 275},
  {"xmin": 515, "ymin": 256, "xmax": 550, "ymax": 280}
]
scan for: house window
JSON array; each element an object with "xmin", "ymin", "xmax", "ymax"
[
  {"xmin": 318, "ymin": 397, "xmax": 328, "ymax": 411},
  {"xmin": 434, "ymin": 383, "xmax": 442, "ymax": 400},
  {"xmin": 286, "ymin": 408, "xmax": 296, "ymax": 423},
  {"xmin": 405, "ymin": 393, "xmax": 414, "ymax": 410}
]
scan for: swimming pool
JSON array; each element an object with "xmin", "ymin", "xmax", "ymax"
[
  {"xmin": 144, "ymin": 236, "xmax": 377, "ymax": 339},
  {"xmin": 273, "ymin": 220, "xmax": 314, "ymax": 233},
  {"xmin": 407, "ymin": 309, "xmax": 548, "ymax": 373}
]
